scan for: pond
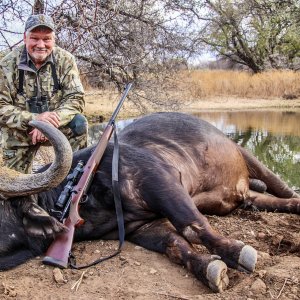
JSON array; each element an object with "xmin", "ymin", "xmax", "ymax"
[{"xmin": 89, "ymin": 109, "xmax": 300, "ymax": 191}]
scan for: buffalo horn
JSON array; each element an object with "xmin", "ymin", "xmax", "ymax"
[{"xmin": 0, "ymin": 120, "xmax": 73, "ymax": 198}]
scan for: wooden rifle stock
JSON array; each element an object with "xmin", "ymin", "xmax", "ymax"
[{"xmin": 43, "ymin": 83, "xmax": 132, "ymax": 268}]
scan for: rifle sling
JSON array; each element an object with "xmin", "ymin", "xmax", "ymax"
[{"xmin": 70, "ymin": 130, "xmax": 125, "ymax": 269}]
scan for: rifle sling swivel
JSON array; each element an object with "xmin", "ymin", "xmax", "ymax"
[{"xmin": 69, "ymin": 130, "xmax": 125, "ymax": 269}]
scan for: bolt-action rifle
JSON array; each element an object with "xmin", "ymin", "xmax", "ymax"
[{"xmin": 42, "ymin": 83, "xmax": 133, "ymax": 268}]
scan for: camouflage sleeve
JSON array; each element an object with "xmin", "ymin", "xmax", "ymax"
[
  {"xmin": 54, "ymin": 55, "xmax": 85, "ymax": 127},
  {"xmin": 0, "ymin": 67, "xmax": 35, "ymax": 131}
]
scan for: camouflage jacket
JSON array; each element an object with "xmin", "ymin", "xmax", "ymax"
[{"xmin": 0, "ymin": 45, "xmax": 85, "ymax": 135}]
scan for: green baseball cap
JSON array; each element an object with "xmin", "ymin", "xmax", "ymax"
[{"xmin": 25, "ymin": 14, "xmax": 55, "ymax": 32}]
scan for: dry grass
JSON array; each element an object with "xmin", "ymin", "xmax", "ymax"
[
  {"xmin": 181, "ymin": 69, "xmax": 300, "ymax": 99},
  {"xmin": 84, "ymin": 89, "xmax": 145, "ymax": 121},
  {"xmin": 84, "ymin": 70, "xmax": 300, "ymax": 121}
]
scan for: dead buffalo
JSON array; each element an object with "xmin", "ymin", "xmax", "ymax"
[{"xmin": 0, "ymin": 112, "xmax": 299, "ymax": 293}]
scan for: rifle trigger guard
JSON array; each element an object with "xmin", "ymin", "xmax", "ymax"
[
  {"xmin": 80, "ymin": 194, "xmax": 88, "ymax": 204},
  {"xmin": 50, "ymin": 209, "xmax": 63, "ymax": 219}
]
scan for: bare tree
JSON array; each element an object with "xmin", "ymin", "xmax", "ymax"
[
  {"xmin": 2, "ymin": 1, "xmax": 300, "ymax": 74},
  {"xmin": 0, "ymin": 0, "xmax": 32, "ymax": 51},
  {"xmin": 0, "ymin": 0, "xmax": 203, "ymax": 110},
  {"xmin": 51, "ymin": 0, "xmax": 199, "ymax": 107},
  {"xmin": 33, "ymin": 0, "xmax": 45, "ymax": 14}
]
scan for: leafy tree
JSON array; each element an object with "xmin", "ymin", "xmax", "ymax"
[{"xmin": 198, "ymin": 0, "xmax": 300, "ymax": 72}]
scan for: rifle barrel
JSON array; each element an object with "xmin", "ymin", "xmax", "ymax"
[{"xmin": 109, "ymin": 83, "xmax": 133, "ymax": 125}]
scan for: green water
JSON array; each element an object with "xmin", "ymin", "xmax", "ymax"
[
  {"xmin": 193, "ymin": 110, "xmax": 300, "ymax": 191},
  {"xmin": 89, "ymin": 109, "xmax": 300, "ymax": 191}
]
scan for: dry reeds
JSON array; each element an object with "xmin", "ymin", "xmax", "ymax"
[{"xmin": 181, "ymin": 70, "xmax": 300, "ymax": 99}]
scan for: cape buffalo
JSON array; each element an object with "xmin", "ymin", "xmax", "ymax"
[{"xmin": 0, "ymin": 112, "xmax": 299, "ymax": 293}]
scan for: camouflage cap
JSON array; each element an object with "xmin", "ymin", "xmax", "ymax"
[{"xmin": 25, "ymin": 14, "xmax": 55, "ymax": 32}]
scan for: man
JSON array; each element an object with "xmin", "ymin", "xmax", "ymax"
[
  {"xmin": 0, "ymin": 14, "xmax": 88, "ymax": 174},
  {"xmin": 0, "ymin": 14, "xmax": 88, "ymax": 238}
]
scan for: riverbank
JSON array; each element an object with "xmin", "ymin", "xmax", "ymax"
[{"xmin": 84, "ymin": 90, "xmax": 300, "ymax": 122}]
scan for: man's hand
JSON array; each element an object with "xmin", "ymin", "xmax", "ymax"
[
  {"xmin": 29, "ymin": 128, "xmax": 48, "ymax": 145},
  {"xmin": 29, "ymin": 112, "xmax": 60, "ymax": 145},
  {"xmin": 35, "ymin": 111, "xmax": 60, "ymax": 128}
]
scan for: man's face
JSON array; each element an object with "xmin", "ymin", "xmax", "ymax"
[{"xmin": 24, "ymin": 27, "xmax": 55, "ymax": 66}]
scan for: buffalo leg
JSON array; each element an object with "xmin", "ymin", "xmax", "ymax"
[
  {"xmin": 142, "ymin": 185, "xmax": 257, "ymax": 274},
  {"xmin": 249, "ymin": 179, "xmax": 267, "ymax": 193},
  {"xmin": 238, "ymin": 146, "xmax": 299, "ymax": 198},
  {"xmin": 180, "ymin": 213, "xmax": 257, "ymax": 273},
  {"xmin": 245, "ymin": 190, "xmax": 300, "ymax": 214},
  {"xmin": 127, "ymin": 219, "xmax": 229, "ymax": 292}
]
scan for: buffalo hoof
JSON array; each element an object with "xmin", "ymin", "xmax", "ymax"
[
  {"xmin": 23, "ymin": 213, "xmax": 67, "ymax": 239},
  {"xmin": 23, "ymin": 204, "xmax": 67, "ymax": 239},
  {"xmin": 237, "ymin": 245, "xmax": 257, "ymax": 273},
  {"xmin": 249, "ymin": 179, "xmax": 267, "ymax": 193},
  {"xmin": 206, "ymin": 259, "xmax": 229, "ymax": 293}
]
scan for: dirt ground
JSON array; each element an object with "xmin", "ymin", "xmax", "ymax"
[
  {"xmin": 1, "ymin": 211, "xmax": 299, "ymax": 300},
  {"xmin": 1, "ymin": 96, "xmax": 300, "ymax": 300}
]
